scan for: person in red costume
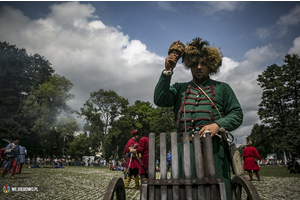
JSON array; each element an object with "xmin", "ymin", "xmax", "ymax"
[
  {"xmin": 124, "ymin": 130, "xmax": 140, "ymax": 189},
  {"xmin": 130, "ymin": 130, "xmax": 149, "ymax": 180},
  {"xmin": 242, "ymin": 141, "xmax": 262, "ymax": 181}
]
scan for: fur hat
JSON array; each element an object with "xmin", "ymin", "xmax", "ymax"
[
  {"xmin": 168, "ymin": 40, "xmax": 185, "ymax": 58},
  {"xmin": 182, "ymin": 37, "xmax": 222, "ymax": 75}
]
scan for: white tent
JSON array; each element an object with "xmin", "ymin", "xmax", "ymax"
[{"xmin": 267, "ymin": 153, "xmax": 277, "ymax": 160}]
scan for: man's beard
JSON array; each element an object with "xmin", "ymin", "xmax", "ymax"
[{"xmin": 192, "ymin": 72, "xmax": 209, "ymax": 85}]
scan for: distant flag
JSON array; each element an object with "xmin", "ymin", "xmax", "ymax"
[
  {"xmin": 283, "ymin": 151, "xmax": 286, "ymax": 165},
  {"xmin": 283, "ymin": 151, "xmax": 287, "ymax": 165}
]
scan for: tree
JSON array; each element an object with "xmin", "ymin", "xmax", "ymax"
[
  {"xmin": 246, "ymin": 123, "xmax": 272, "ymax": 158},
  {"xmin": 103, "ymin": 115, "xmax": 132, "ymax": 159},
  {"xmin": 151, "ymin": 107, "xmax": 176, "ymax": 134},
  {"xmin": 103, "ymin": 100, "xmax": 155, "ymax": 159},
  {"xmin": 52, "ymin": 116, "xmax": 79, "ymax": 157},
  {"xmin": 127, "ymin": 100, "xmax": 154, "ymax": 131},
  {"xmin": 79, "ymin": 89, "xmax": 129, "ymax": 157},
  {"xmin": 22, "ymin": 74, "xmax": 74, "ymax": 156},
  {"xmin": 256, "ymin": 54, "xmax": 300, "ymax": 157},
  {"xmin": 67, "ymin": 133, "xmax": 91, "ymax": 159},
  {"xmin": 0, "ymin": 41, "xmax": 54, "ymax": 140},
  {"xmin": 150, "ymin": 106, "xmax": 176, "ymax": 159}
]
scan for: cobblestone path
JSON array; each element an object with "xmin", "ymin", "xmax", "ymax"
[{"xmin": 0, "ymin": 165, "xmax": 299, "ymax": 200}]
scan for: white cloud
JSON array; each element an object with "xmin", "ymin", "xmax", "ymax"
[
  {"xmin": 277, "ymin": 5, "xmax": 300, "ymax": 26},
  {"xmin": 213, "ymin": 57, "xmax": 239, "ymax": 81},
  {"xmin": 256, "ymin": 27, "xmax": 272, "ymax": 40},
  {"xmin": 0, "ymin": 2, "xmax": 163, "ymax": 114},
  {"xmin": 288, "ymin": 36, "xmax": 300, "ymax": 55},
  {"xmin": 257, "ymin": 5, "xmax": 300, "ymax": 39},
  {"xmin": 156, "ymin": 2, "xmax": 177, "ymax": 12},
  {"xmin": 243, "ymin": 45, "xmax": 279, "ymax": 65},
  {"xmin": 203, "ymin": 1, "xmax": 247, "ymax": 14},
  {"xmin": 233, "ymin": 45, "xmax": 279, "ymax": 76},
  {"xmin": 210, "ymin": 45, "xmax": 280, "ymax": 143},
  {"xmin": 0, "ymin": 2, "xmax": 282, "ymax": 145}
]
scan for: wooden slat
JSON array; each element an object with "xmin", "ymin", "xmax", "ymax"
[
  {"xmin": 218, "ymin": 181, "xmax": 227, "ymax": 200},
  {"xmin": 180, "ymin": 186, "xmax": 186, "ymax": 200},
  {"xmin": 167, "ymin": 186, "xmax": 173, "ymax": 200},
  {"xmin": 183, "ymin": 132, "xmax": 192, "ymax": 200},
  {"xmin": 160, "ymin": 133, "xmax": 167, "ymax": 200},
  {"xmin": 192, "ymin": 186, "xmax": 197, "ymax": 200},
  {"xmin": 203, "ymin": 132, "xmax": 220, "ymax": 200},
  {"xmin": 141, "ymin": 131, "xmax": 226, "ymax": 200},
  {"xmin": 204, "ymin": 186, "xmax": 211, "ymax": 199},
  {"xmin": 171, "ymin": 132, "xmax": 179, "ymax": 200},
  {"xmin": 155, "ymin": 186, "xmax": 161, "ymax": 200},
  {"xmin": 141, "ymin": 180, "xmax": 148, "ymax": 200},
  {"xmin": 148, "ymin": 133, "xmax": 156, "ymax": 200},
  {"xmin": 193, "ymin": 133, "xmax": 206, "ymax": 199}
]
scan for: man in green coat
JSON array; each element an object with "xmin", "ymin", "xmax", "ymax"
[{"xmin": 154, "ymin": 38, "xmax": 243, "ymax": 200}]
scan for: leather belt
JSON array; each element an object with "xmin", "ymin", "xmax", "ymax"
[{"xmin": 177, "ymin": 137, "xmax": 193, "ymax": 143}]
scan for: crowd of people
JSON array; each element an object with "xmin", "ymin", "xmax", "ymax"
[
  {"xmin": 0, "ymin": 138, "xmax": 117, "ymax": 180},
  {"xmin": 24, "ymin": 156, "xmax": 109, "ymax": 167},
  {"xmin": 108, "ymin": 159, "xmax": 126, "ymax": 171}
]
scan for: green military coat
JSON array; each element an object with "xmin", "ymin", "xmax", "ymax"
[{"xmin": 154, "ymin": 71, "xmax": 243, "ymax": 199}]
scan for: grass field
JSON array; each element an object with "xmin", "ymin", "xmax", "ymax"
[{"xmin": 0, "ymin": 164, "xmax": 299, "ymax": 200}]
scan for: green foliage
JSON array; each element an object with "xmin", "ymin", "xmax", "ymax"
[
  {"xmin": 150, "ymin": 107, "xmax": 175, "ymax": 159},
  {"xmin": 79, "ymin": 89, "xmax": 129, "ymax": 158},
  {"xmin": 52, "ymin": 116, "xmax": 79, "ymax": 156},
  {"xmin": 22, "ymin": 74, "xmax": 75, "ymax": 157},
  {"xmin": 150, "ymin": 107, "xmax": 175, "ymax": 133},
  {"xmin": 102, "ymin": 100, "xmax": 155, "ymax": 159},
  {"xmin": 0, "ymin": 41, "xmax": 76, "ymax": 158},
  {"xmin": 247, "ymin": 124, "xmax": 272, "ymax": 158},
  {"xmin": 254, "ymin": 54, "xmax": 300, "ymax": 157},
  {"xmin": 98, "ymin": 101, "xmax": 175, "ymax": 160},
  {"xmin": 0, "ymin": 41, "xmax": 181, "ymax": 161},
  {"xmin": 0, "ymin": 41, "xmax": 54, "ymax": 140},
  {"xmin": 23, "ymin": 74, "xmax": 74, "ymax": 134},
  {"xmin": 103, "ymin": 115, "xmax": 133, "ymax": 159},
  {"xmin": 127, "ymin": 100, "xmax": 154, "ymax": 131},
  {"xmin": 66, "ymin": 133, "xmax": 91, "ymax": 159}
]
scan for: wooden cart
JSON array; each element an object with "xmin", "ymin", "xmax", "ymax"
[{"xmin": 103, "ymin": 131, "xmax": 260, "ymax": 200}]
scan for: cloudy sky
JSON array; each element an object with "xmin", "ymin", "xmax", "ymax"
[{"xmin": 1, "ymin": 1, "xmax": 300, "ymax": 145}]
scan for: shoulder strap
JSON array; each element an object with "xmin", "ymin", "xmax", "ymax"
[{"xmin": 192, "ymin": 80, "xmax": 222, "ymax": 118}]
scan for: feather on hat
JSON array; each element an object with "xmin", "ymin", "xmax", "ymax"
[{"xmin": 182, "ymin": 37, "xmax": 222, "ymax": 75}]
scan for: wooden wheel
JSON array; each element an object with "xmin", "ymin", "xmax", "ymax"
[
  {"xmin": 231, "ymin": 175, "xmax": 260, "ymax": 200},
  {"xmin": 103, "ymin": 177, "xmax": 126, "ymax": 200}
]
